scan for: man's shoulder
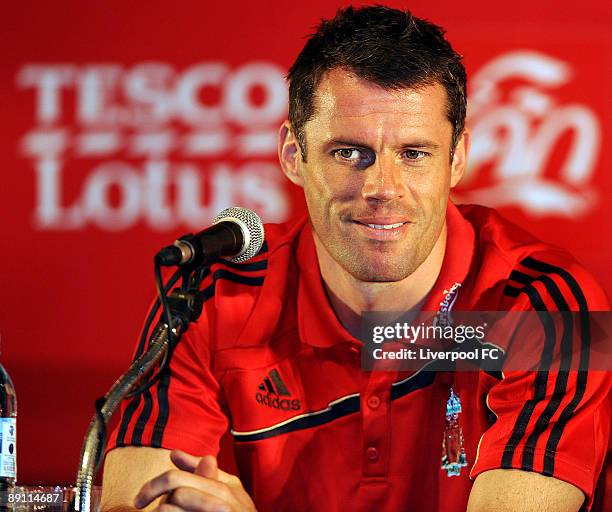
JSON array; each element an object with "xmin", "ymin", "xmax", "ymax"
[
  {"xmin": 198, "ymin": 215, "xmax": 308, "ymax": 350},
  {"xmin": 459, "ymin": 203, "xmax": 563, "ymax": 261},
  {"xmin": 457, "ymin": 204, "xmax": 609, "ymax": 310}
]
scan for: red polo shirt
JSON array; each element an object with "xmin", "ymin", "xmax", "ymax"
[{"xmin": 107, "ymin": 202, "xmax": 610, "ymax": 511}]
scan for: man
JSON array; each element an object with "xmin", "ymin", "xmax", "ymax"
[{"xmin": 101, "ymin": 6, "xmax": 610, "ymax": 512}]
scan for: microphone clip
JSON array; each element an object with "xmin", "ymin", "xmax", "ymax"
[{"xmin": 163, "ymin": 288, "xmax": 205, "ymax": 327}]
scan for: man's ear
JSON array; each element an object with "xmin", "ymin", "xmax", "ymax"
[
  {"xmin": 450, "ymin": 128, "xmax": 470, "ymax": 189},
  {"xmin": 278, "ymin": 121, "xmax": 304, "ymax": 187}
]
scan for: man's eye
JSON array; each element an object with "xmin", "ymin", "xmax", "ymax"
[
  {"xmin": 404, "ymin": 150, "xmax": 426, "ymax": 160},
  {"xmin": 333, "ymin": 148, "xmax": 375, "ymax": 167},
  {"xmin": 335, "ymin": 148, "xmax": 362, "ymax": 161}
]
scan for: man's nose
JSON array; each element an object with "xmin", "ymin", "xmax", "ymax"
[{"xmin": 361, "ymin": 156, "xmax": 405, "ymax": 202}]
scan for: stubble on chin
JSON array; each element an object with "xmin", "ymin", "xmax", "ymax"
[{"xmin": 323, "ymin": 236, "xmax": 420, "ymax": 283}]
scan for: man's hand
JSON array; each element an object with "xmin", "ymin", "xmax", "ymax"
[{"xmin": 134, "ymin": 450, "xmax": 257, "ymax": 512}]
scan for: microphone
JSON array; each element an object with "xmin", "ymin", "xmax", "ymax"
[{"xmin": 155, "ymin": 207, "xmax": 265, "ymax": 267}]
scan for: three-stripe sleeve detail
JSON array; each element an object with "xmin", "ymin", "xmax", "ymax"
[
  {"xmin": 501, "ymin": 282, "xmax": 555, "ymax": 468},
  {"xmin": 116, "ymin": 263, "xmax": 266, "ymax": 447},
  {"xmin": 500, "ymin": 257, "xmax": 589, "ymax": 476},
  {"xmin": 522, "ymin": 257, "xmax": 590, "ymax": 476},
  {"xmin": 519, "ymin": 274, "xmax": 572, "ymax": 472},
  {"xmin": 116, "ymin": 271, "xmax": 182, "ymax": 446}
]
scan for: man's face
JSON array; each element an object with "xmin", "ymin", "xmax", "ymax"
[{"xmin": 281, "ymin": 68, "xmax": 466, "ymax": 282}]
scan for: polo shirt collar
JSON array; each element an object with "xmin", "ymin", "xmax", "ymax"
[{"xmin": 296, "ymin": 201, "xmax": 475, "ymax": 347}]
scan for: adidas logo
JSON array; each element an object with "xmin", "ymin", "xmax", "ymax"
[{"xmin": 255, "ymin": 369, "xmax": 301, "ymax": 411}]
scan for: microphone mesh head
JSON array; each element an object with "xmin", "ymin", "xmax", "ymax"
[{"xmin": 212, "ymin": 207, "xmax": 265, "ymax": 262}]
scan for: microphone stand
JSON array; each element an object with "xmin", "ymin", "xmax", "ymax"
[{"xmin": 72, "ymin": 274, "xmax": 205, "ymax": 512}]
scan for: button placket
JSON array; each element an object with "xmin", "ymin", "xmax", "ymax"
[{"xmin": 361, "ymin": 372, "xmax": 393, "ymax": 477}]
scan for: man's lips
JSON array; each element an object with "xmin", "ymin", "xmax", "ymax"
[
  {"xmin": 350, "ymin": 218, "xmax": 411, "ymax": 239},
  {"xmin": 352, "ymin": 217, "xmax": 411, "ymax": 229}
]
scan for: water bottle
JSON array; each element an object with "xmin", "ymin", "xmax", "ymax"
[{"xmin": 0, "ymin": 362, "xmax": 16, "ymax": 510}]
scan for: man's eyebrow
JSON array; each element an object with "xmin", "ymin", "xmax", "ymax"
[
  {"xmin": 323, "ymin": 138, "xmax": 443, "ymax": 151},
  {"xmin": 399, "ymin": 140, "xmax": 442, "ymax": 150},
  {"xmin": 323, "ymin": 138, "xmax": 372, "ymax": 150}
]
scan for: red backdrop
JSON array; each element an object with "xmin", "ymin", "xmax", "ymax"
[{"xmin": 0, "ymin": 0, "xmax": 610, "ymax": 485}]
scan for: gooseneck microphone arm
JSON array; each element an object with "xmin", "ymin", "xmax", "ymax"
[
  {"xmin": 74, "ymin": 321, "xmax": 176, "ymax": 512},
  {"xmin": 74, "ymin": 286, "xmax": 200, "ymax": 512},
  {"xmin": 73, "ymin": 207, "xmax": 265, "ymax": 512}
]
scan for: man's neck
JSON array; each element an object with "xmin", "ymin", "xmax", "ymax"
[{"xmin": 313, "ymin": 225, "xmax": 447, "ymax": 339}]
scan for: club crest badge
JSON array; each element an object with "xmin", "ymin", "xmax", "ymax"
[{"xmin": 441, "ymin": 387, "xmax": 468, "ymax": 477}]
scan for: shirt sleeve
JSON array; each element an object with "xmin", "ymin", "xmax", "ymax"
[
  {"xmin": 106, "ymin": 285, "xmax": 229, "ymax": 458},
  {"xmin": 470, "ymin": 369, "xmax": 611, "ymax": 508},
  {"xmin": 470, "ymin": 254, "xmax": 612, "ymax": 510}
]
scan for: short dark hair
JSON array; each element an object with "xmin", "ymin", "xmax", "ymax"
[{"xmin": 287, "ymin": 5, "xmax": 467, "ymax": 161}]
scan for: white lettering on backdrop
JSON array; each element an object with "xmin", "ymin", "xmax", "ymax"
[
  {"xmin": 17, "ymin": 62, "xmax": 289, "ymax": 230},
  {"xmin": 459, "ymin": 51, "xmax": 600, "ymax": 217}
]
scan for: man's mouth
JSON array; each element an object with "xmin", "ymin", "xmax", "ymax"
[
  {"xmin": 361, "ymin": 222, "xmax": 405, "ymax": 230},
  {"xmin": 350, "ymin": 218, "xmax": 411, "ymax": 239}
]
